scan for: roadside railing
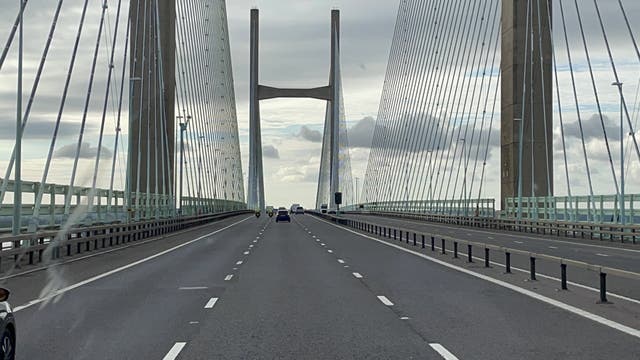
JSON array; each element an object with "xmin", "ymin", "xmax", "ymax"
[
  {"xmin": 346, "ymin": 210, "xmax": 640, "ymax": 244},
  {"xmin": 312, "ymin": 212, "xmax": 640, "ymax": 304},
  {"xmin": 0, "ymin": 210, "xmax": 252, "ymax": 274}
]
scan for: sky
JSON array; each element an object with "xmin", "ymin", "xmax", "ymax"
[{"xmin": 0, "ymin": 0, "xmax": 639, "ymax": 211}]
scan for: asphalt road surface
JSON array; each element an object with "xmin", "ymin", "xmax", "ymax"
[{"xmin": 5, "ymin": 214, "xmax": 640, "ymax": 359}]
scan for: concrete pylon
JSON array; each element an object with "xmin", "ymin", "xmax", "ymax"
[
  {"xmin": 247, "ymin": 9, "xmax": 341, "ymax": 211},
  {"xmin": 501, "ymin": 0, "xmax": 553, "ymax": 209},
  {"xmin": 247, "ymin": 9, "xmax": 265, "ymax": 211},
  {"xmin": 128, "ymin": 0, "xmax": 176, "ymax": 207}
]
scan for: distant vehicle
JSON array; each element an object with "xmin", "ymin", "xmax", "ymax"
[
  {"xmin": 328, "ymin": 210, "xmax": 337, "ymax": 215},
  {"xmin": 295, "ymin": 206, "xmax": 304, "ymax": 214},
  {"xmin": 266, "ymin": 206, "xmax": 274, "ymax": 217},
  {"xmin": 275, "ymin": 210, "xmax": 291, "ymax": 223},
  {"xmin": 278, "ymin": 207, "xmax": 286, "ymax": 211},
  {"xmin": 321, "ymin": 204, "xmax": 328, "ymax": 213},
  {"xmin": 0, "ymin": 288, "xmax": 15, "ymax": 360},
  {"xmin": 255, "ymin": 210, "xmax": 261, "ymax": 218},
  {"xmin": 290, "ymin": 204, "xmax": 300, "ymax": 213}
]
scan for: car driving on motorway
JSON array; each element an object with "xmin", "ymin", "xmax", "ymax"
[
  {"xmin": 295, "ymin": 206, "xmax": 304, "ymax": 214},
  {"xmin": 275, "ymin": 209, "xmax": 291, "ymax": 223},
  {"xmin": 0, "ymin": 288, "xmax": 15, "ymax": 360}
]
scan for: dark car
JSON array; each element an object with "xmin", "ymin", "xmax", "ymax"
[
  {"xmin": 0, "ymin": 288, "xmax": 15, "ymax": 360},
  {"xmin": 275, "ymin": 210, "xmax": 291, "ymax": 223}
]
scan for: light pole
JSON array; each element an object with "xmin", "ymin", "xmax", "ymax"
[
  {"xmin": 13, "ymin": 0, "xmax": 24, "ymax": 235},
  {"xmin": 178, "ymin": 116, "xmax": 189, "ymax": 215},
  {"xmin": 515, "ymin": 117, "xmax": 524, "ymax": 221},
  {"xmin": 355, "ymin": 177, "xmax": 359, "ymax": 205},
  {"xmin": 612, "ymin": 82, "xmax": 624, "ymax": 224}
]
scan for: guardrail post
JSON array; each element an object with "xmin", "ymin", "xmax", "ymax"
[
  {"xmin": 66, "ymin": 243, "xmax": 71, "ymax": 257},
  {"xmin": 484, "ymin": 248, "xmax": 490, "ymax": 267},
  {"xmin": 468, "ymin": 244, "xmax": 473, "ymax": 262},
  {"xmin": 530, "ymin": 257, "xmax": 537, "ymax": 280},
  {"xmin": 505, "ymin": 252, "xmax": 511, "ymax": 273},
  {"xmin": 561, "ymin": 264, "xmax": 567, "ymax": 290},
  {"xmin": 28, "ymin": 250, "xmax": 34, "ymax": 265},
  {"xmin": 394, "ymin": 229, "xmax": 397, "ymax": 240},
  {"xmin": 422, "ymin": 234, "xmax": 425, "ymax": 248},
  {"xmin": 598, "ymin": 272, "xmax": 608, "ymax": 303},
  {"xmin": 441, "ymin": 238, "xmax": 446, "ymax": 254},
  {"xmin": 406, "ymin": 231, "xmax": 409, "ymax": 244},
  {"xmin": 453, "ymin": 242, "xmax": 458, "ymax": 258},
  {"xmin": 431, "ymin": 236, "xmax": 435, "ymax": 251},
  {"xmin": 413, "ymin": 233, "xmax": 416, "ymax": 246},
  {"xmin": 400, "ymin": 231, "xmax": 403, "ymax": 242}
]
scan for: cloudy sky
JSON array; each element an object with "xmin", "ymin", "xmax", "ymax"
[{"xmin": 0, "ymin": 0, "xmax": 639, "ymax": 210}]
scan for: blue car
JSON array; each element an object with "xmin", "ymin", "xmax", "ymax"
[{"xmin": 275, "ymin": 210, "xmax": 291, "ymax": 223}]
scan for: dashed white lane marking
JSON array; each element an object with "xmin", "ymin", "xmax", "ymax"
[
  {"xmin": 377, "ymin": 295, "xmax": 394, "ymax": 306},
  {"xmin": 488, "ymin": 236, "xmax": 495, "ymax": 240},
  {"xmin": 179, "ymin": 286, "xmax": 208, "ymax": 290},
  {"xmin": 224, "ymin": 274, "xmax": 234, "ymax": 281},
  {"xmin": 162, "ymin": 342, "xmax": 187, "ymax": 360},
  {"xmin": 338, "ymin": 259, "xmax": 345, "ymax": 264},
  {"xmin": 312, "ymin": 235, "xmax": 316, "ymax": 238},
  {"xmin": 352, "ymin": 272, "xmax": 363, "ymax": 279},
  {"xmin": 236, "ymin": 260, "xmax": 243, "ymax": 265},
  {"xmin": 327, "ymin": 250, "xmax": 333, "ymax": 253},
  {"xmin": 429, "ymin": 343, "xmax": 460, "ymax": 360},
  {"xmin": 316, "ymin": 239, "xmax": 320, "ymax": 242},
  {"xmin": 189, "ymin": 321, "xmax": 199, "ymax": 324},
  {"xmin": 314, "ymin": 217, "xmax": 640, "ymax": 339},
  {"xmin": 321, "ymin": 243, "xmax": 326, "ymax": 246},
  {"xmin": 204, "ymin": 297, "xmax": 219, "ymax": 309},
  {"xmin": 14, "ymin": 216, "xmax": 252, "ymax": 313},
  {"xmin": 515, "ymin": 241, "xmax": 524, "ymax": 244},
  {"xmin": 549, "ymin": 246, "xmax": 558, "ymax": 249},
  {"xmin": 244, "ymin": 251, "xmax": 250, "ymax": 255},
  {"xmin": 596, "ymin": 253, "xmax": 609, "ymax": 257},
  {"xmin": 400, "ymin": 316, "xmax": 410, "ymax": 320}
]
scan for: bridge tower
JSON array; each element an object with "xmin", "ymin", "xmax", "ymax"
[
  {"xmin": 247, "ymin": 9, "xmax": 342, "ymax": 211},
  {"xmin": 128, "ymin": 0, "xmax": 176, "ymax": 213},
  {"xmin": 501, "ymin": 0, "xmax": 553, "ymax": 208}
]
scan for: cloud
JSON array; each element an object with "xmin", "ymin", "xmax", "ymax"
[
  {"xmin": 297, "ymin": 125, "xmax": 322, "ymax": 142},
  {"xmin": 348, "ymin": 116, "xmax": 375, "ymax": 148},
  {"xmin": 564, "ymin": 113, "xmax": 619, "ymax": 141},
  {"xmin": 263, "ymin": 144, "xmax": 280, "ymax": 158},
  {"xmin": 54, "ymin": 142, "xmax": 112, "ymax": 159}
]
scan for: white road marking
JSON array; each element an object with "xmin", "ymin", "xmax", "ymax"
[
  {"xmin": 316, "ymin": 239, "xmax": 320, "ymax": 242},
  {"xmin": 549, "ymin": 246, "xmax": 558, "ymax": 249},
  {"xmin": 429, "ymin": 343, "xmax": 460, "ymax": 360},
  {"xmin": 338, "ymin": 259, "xmax": 345, "ymax": 264},
  {"xmin": 224, "ymin": 274, "xmax": 234, "ymax": 281},
  {"xmin": 178, "ymin": 286, "xmax": 208, "ymax": 290},
  {"xmin": 249, "ymin": 245, "xmax": 254, "ymax": 248},
  {"xmin": 327, "ymin": 250, "xmax": 333, "ymax": 253},
  {"xmin": 312, "ymin": 235, "xmax": 316, "ymax": 238},
  {"xmin": 377, "ymin": 295, "xmax": 394, "ymax": 306},
  {"xmin": 13, "ymin": 217, "xmax": 252, "ymax": 313},
  {"xmin": 488, "ymin": 236, "xmax": 495, "ymax": 240},
  {"xmin": 204, "ymin": 297, "xmax": 219, "ymax": 309},
  {"xmin": 344, "ymin": 265, "xmax": 349, "ymax": 268},
  {"xmin": 321, "ymin": 243, "xmax": 326, "ymax": 246},
  {"xmin": 400, "ymin": 316, "xmax": 410, "ymax": 320},
  {"xmin": 236, "ymin": 260, "xmax": 243, "ymax": 265},
  {"xmin": 596, "ymin": 253, "xmax": 609, "ymax": 257},
  {"xmin": 244, "ymin": 251, "xmax": 250, "ymax": 255},
  {"xmin": 189, "ymin": 321, "xmax": 199, "ymax": 324},
  {"xmin": 352, "ymin": 272, "xmax": 363, "ymax": 279},
  {"xmin": 466, "ymin": 233, "xmax": 472, "ymax": 236},
  {"xmin": 515, "ymin": 241, "xmax": 524, "ymax": 244},
  {"xmin": 162, "ymin": 342, "xmax": 187, "ymax": 360},
  {"xmin": 313, "ymin": 216, "xmax": 640, "ymax": 339}
]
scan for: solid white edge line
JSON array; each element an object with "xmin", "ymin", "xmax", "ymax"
[
  {"xmin": 162, "ymin": 342, "xmax": 187, "ymax": 360},
  {"xmin": 312, "ymin": 216, "xmax": 640, "ymax": 339},
  {"xmin": 353, "ymin": 272, "xmax": 363, "ymax": 279},
  {"xmin": 429, "ymin": 343, "xmax": 460, "ymax": 360},
  {"xmin": 14, "ymin": 216, "xmax": 252, "ymax": 313},
  {"xmin": 204, "ymin": 297, "xmax": 219, "ymax": 309},
  {"xmin": 377, "ymin": 295, "xmax": 394, "ymax": 306}
]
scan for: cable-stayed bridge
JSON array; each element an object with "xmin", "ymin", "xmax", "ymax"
[{"xmin": 0, "ymin": 1, "xmax": 639, "ymax": 359}]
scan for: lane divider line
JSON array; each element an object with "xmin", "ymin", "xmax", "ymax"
[
  {"xmin": 162, "ymin": 342, "xmax": 187, "ymax": 360},
  {"xmin": 338, "ymin": 259, "xmax": 345, "ymax": 264},
  {"xmin": 224, "ymin": 274, "xmax": 234, "ymax": 281},
  {"xmin": 204, "ymin": 297, "xmax": 219, "ymax": 309},
  {"xmin": 178, "ymin": 286, "xmax": 208, "ymax": 290},
  {"xmin": 244, "ymin": 251, "xmax": 250, "ymax": 255},
  {"xmin": 429, "ymin": 343, "xmax": 460, "ymax": 360},
  {"xmin": 377, "ymin": 295, "xmax": 394, "ymax": 306},
  {"xmin": 353, "ymin": 272, "xmax": 363, "ymax": 279},
  {"xmin": 236, "ymin": 261, "xmax": 243, "ymax": 265},
  {"xmin": 14, "ymin": 216, "xmax": 252, "ymax": 313},
  {"xmin": 313, "ymin": 216, "xmax": 640, "ymax": 339},
  {"xmin": 327, "ymin": 250, "xmax": 333, "ymax": 253}
]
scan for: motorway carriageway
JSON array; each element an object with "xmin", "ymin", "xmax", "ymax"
[{"xmin": 4, "ymin": 213, "xmax": 640, "ymax": 359}]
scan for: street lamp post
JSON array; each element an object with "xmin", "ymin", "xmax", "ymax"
[
  {"xmin": 612, "ymin": 82, "xmax": 624, "ymax": 225},
  {"xmin": 178, "ymin": 116, "xmax": 189, "ymax": 215}
]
